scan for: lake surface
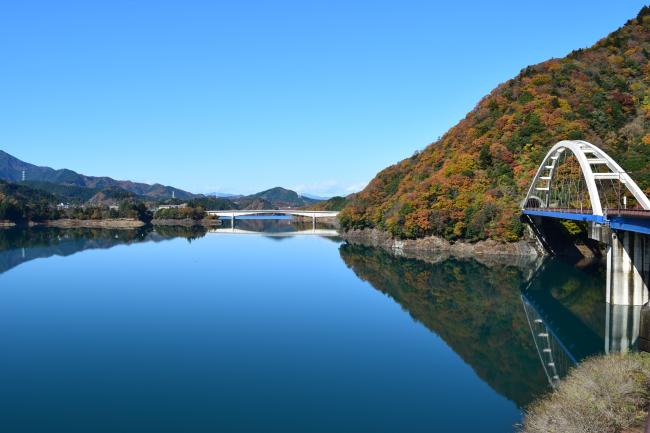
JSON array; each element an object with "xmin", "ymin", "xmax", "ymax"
[{"xmin": 0, "ymin": 221, "xmax": 612, "ymax": 432}]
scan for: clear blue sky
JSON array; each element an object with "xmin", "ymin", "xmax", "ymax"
[{"xmin": 0, "ymin": 1, "xmax": 646, "ymax": 196}]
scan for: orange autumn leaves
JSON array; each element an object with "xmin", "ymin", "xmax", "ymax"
[{"xmin": 341, "ymin": 9, "xmax": 650, "ymax": 241}]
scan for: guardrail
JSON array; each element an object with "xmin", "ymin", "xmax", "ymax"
[{"xmin": 523, "ymin": 207, "xmax": 650, "ymax": 219}]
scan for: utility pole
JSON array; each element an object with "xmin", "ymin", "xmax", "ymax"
[{"xmin": 172, "ymin": 190, "xmax": 175, "ymax": 199}]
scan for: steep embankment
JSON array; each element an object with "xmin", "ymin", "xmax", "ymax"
[{"xmin": 341, "ymin": 7, "xmax": 650, "ymax": 243}]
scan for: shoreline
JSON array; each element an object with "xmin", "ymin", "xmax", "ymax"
[
  {"xmin": 151, "ymin": 218, "xmax": 222, "ymax": 227},
  {"xmin": 35, "ymin": 218, "xmax": 146, "ymax": 229},
  {"xmin": 0, "ymin": 218, "xmax": 226, "ymax": 230},
  {"xmin": 341, "ymin": 228, "xmax": 545, "ymax": 260}
]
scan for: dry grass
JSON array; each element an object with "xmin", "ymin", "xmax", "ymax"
[{"xmin": 520, "ymin": 353, "xmax": 650, "ymax": 433}]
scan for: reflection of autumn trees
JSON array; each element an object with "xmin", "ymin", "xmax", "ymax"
[
  {"xmin": 341, "ymin": 10, "xmax": 650, "ymax": 241},
  {"xmin": 527, "ymin": 260, "xmax": 606, "ymax": 340},
  {"xmin": 339, "ymin": 244, "xmax": 550, "ymax": 407}
]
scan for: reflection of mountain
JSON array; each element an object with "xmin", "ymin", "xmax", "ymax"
[
  {"xmin": 340, "ymin": 244, "xmax": 548, "ymax": 407},
  {"xmin": 339, "ymin": 244, "xmax": 548, "ymax": 407},
  {"xmin": 0, "ymin": 226, "xmax": 207, "ymax": 275},
  {"xmin": 339, "ymin": 245, "xmax": 611, "ymax": 407},
  {"xmin": 236, "ymin": 218, "xmax": 298, "ymax": 233}
]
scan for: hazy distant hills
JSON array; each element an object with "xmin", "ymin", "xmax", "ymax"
[
  {"xmin": 207, "ymin": 192, "xmax": 241, "ymax": 198},
  {"xmin": 0, "ymin": 150, "xmax": 194, "ymax": 200},
  {"xmin": 0, "ymin": 150, "xmax": 326, "ymax": 209}
]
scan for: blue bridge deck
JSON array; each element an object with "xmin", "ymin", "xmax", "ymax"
[{"xmin": 522, "ymin": 208, "xmax": 650, "ymax": 235}]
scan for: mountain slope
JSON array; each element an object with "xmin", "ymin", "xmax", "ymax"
[
  {"xmin": 308, "ymin": 195, "xmax": 353, "ymax": 211},
  {"xmin": 234, "ymin": 187, "xmax": 321, "ymax": 209},
  {"xmin": 341, "ymin": 7, "xmax": 650, "ymax": 242},
  {"xmin": 0, "ymin": 150, "xmax": 195, "ymax": 200}
]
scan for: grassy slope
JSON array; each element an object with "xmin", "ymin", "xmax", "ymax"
[
  {"xmin": 341, "ymin": 7, "xmax": 650, "ymax": 242},
  {"xmin": 521, "ymin": 353, "xmax": 650, "ymax": 433}
]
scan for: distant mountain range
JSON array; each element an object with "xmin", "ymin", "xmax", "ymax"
[
  {"xmin": 299, "ymin": 193, "xmax": 332, "ymax": 200},
  {"xmin": 0, "ymin": 150, "xmax": 325, "ymax": 209},
  {"xmin": 0, "ymin": 150, "xmax": 194, "ymax": 200},
  {"xmin": 208, "ymin": 191, "xmax": 331, "ymax": 200},
  {"xmin": 207, "ymin": 192, "xmax": 242, "ymax": 198}
]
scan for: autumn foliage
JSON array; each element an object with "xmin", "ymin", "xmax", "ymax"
[{"xmin": 341, "ymin": 7, "xmax": 650, "ymax": 242}]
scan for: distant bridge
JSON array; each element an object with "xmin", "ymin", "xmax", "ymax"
[
  {"xmin": 206, "ymin": 210, "xmax": 339, "ymax": 220},
  {"xmin": 521, "ymin": 140, "xmax": 650, "ymax": 305}
]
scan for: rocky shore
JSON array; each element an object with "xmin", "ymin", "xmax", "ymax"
[
  {"xmin": 151, "ymin": 218, "xmax": 222, "ymax": 227},
  {"xmin": 341, "ymin": 228, "xmax": 545, "ymax": 260}
]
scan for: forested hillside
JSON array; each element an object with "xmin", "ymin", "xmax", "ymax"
[
  {"xmin": 233, "ymin": 187, "xmax": 319, "ymax": 209},
  {"xmin": 0, "ymin": 181, "xmax": 60, "ymax": 222},
  {"xmin": 341, "ymin": 7, "xmax": 650, "ymax": 242},
  {"xmin": 308, "ymin": 195, "xmax": 352, "ymax": 211}
]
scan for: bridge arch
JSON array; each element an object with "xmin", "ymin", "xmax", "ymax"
[{"xmin": 522, "ymin": 140, "xmax": 650, "ymax": 216}]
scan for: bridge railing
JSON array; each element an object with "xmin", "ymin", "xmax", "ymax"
[
  {"xmin": 604, "ymin": 208, "xmax": 650, "ymax": 218},
  {"xmin": 524, "ymin": 206, "xmax": 650, "ymax": 219},
  {"xmin": 523, "ymin": 207, "xmax": 594, "ymax": 214}
]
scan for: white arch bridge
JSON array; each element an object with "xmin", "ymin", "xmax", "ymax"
[
  {"xmin": 522, "ymin": 140, "xmax": 650, "ymax": 305},
  {"xmin": 522, "ymin": 140, "xmax": 650, "ymax": 221}
]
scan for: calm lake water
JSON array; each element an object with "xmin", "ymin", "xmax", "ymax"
[{"xmin": 0, "ymin": 221, "xmax": 610, "ymax": 433}]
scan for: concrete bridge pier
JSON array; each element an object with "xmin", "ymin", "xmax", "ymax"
[
  {"xmin": 606, "ymin": 303, "xmax": 641, "ymax": 353},
  {"xmin": 606, "ymin": 230, "xmax": 650, "ymax": 306}
]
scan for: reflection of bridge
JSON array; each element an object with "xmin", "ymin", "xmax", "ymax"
[
  {"xmin": 522, "ymin": 288, "xmax": 640, "ymax": 388},
  {"xmin": 522, "ymin": 295, "xmax": 572, "ymax": 389},
  {"xmin": 208, "ymin": 228, "xmax": 339, "ymax": 237},
  {"xmin": 522, "ymin": 140, "xmax": 650, "ymax": 305}
]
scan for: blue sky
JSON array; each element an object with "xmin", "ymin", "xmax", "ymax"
[{"xmin": 0, "ymin": 1, "xmax": 646, "ymax": 196}]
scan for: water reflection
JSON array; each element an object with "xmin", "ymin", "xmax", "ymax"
[
  {"xmin": 339, "ymin": 243, "xmax": 550, "ymax": 407},
  {"xmin": 0, "ymin": 222, "xmax": 340, "ymax": 276},
  {"xmin": 0, "ymin": 226, "xmax": 207, "ymax": 275},
  {"xmin": 339, "ymin": 244, "xmax": 616, "ymax": 407},
  {"xmin": 0, "ymin": 226, "xmax": 641, "ymax": 414},
  {"xmin": 210, "ymin": 218, "xmax": 340, "ymax": 238}
]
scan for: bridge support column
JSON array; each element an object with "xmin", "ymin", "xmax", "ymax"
[
  {"xmin": 605, "ymin": 303, "xmax": 641, "ymax": 353},
  {"xmin": 607, "ymin": 230, "xmax": 650, "ymax": 305}
]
